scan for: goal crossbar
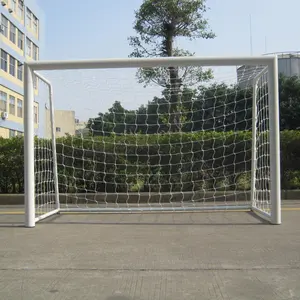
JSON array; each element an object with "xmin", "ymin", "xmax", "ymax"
[
  {"xmin": 26, "ymin": 56, "xmax": 276, "ymax": 71},
  {"xmin": 24, "ymin": 55, "xmax": 281, "ymax": 227}
]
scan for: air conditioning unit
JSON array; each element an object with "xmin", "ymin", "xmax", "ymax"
[
  {"xmin": 0, "ymin": 25, "xmax": 4, "ymax": 33},
  {"xmin": 1, "ymin": 111, "xmax": 9, "ymax": 120},
  {"xmin": 8, "ymin": 8, "xmax": 13, "ymax": 13},
  {"xmin": 1, "ymin": 1, "xmax": 7, "ymax": 7}
]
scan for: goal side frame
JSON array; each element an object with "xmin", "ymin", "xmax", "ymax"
[{"xmin": 23, "ymin": 56, "xmax": 281, "ymax": 227}]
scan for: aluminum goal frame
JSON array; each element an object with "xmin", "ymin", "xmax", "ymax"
[{"xmin": 24, "ymin": 56, "xmax": 281, "ymax": 227}]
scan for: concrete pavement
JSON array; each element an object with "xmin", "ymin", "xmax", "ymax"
[{"xmin": 0, "ymin": 204, "xmax": 300, "ymax": 299}]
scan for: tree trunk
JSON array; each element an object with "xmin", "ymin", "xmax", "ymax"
[{"xmin": 164, "ymin": 22, "xmax": 182, "ymax": 132}]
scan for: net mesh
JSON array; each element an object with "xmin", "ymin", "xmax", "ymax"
[
  {"xmin": 253, "ymin": 71, "xmax": 270, "ymax": 211},
  {"xmin": 34, "ymin": 77, "xmax": 56, "ymax": 216},
  {"xmin": 33, "ymin": 64, "xmax": 271, "ymax": 215}
]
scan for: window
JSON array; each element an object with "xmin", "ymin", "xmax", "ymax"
[
  {"xmin": 1, "ymin": 15, "xmax": 8, "ymax": 37},
  {"xmin": 34, "ymin": 106, "xmax": 38, "ymax": 123},
  {"xmin": 18, "ymin": 30, "xmax": 24, "ymax": 50},
  {"xmin": 1, "ymin": 50, "xmax": 8, "ymax": 72},
  {"xmin": 17, "ymin": 61, "xmax": 23, "ymax": 80},
  {"xmin": 9, "ymin": 129, "xmax": 15, "ymax": 138},
  {"xmin": 32, "ymin": 43, "xmax": 38, "ymax": 60},
  {"xmin": 26, "ymin": 38, "xmax": 31, "ymax": 56},
  {"xmin": 0, "ymin": 91, "xmax": 7, "ymax": 111},
  {"xmin": 9, "ymin": 95, "xmax": 15, "ymax": 115},
  {"xmin": 26, "ymin": 8, "xmax": 38, "ymax": 33},
  {"xmin": 11, "ymin": 0, "xmax": 16, "ymax": 11},
  {"xmin": 9, "ymin": 56, "xmax": 16, "ymax": 76},
  {"xmin": 26, "ymin": 8, "xmax": 32, "ymax": 28},
  {"xmin": 10, "ymin": 23, "xmax": 16, "ymax": 44},
  {"xmin": 56, "ymin": 127, "xmax": 61, "ymax": 132},
  {"xmin": 17, "ymin": 0, "xmax": 24, "ymax": 19},
  {"xmin": 17, "ymin": 98, "xmax": 22, "ymax": 117},
  {"xmin": 33, "ymin": 75, "xmax": 37, "ymax": 89},
  {"xmin": 33, "ymin": 15, "xmax": 38, "ymax": 35}
]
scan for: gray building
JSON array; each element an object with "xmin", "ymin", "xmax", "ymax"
[{"xmin": 237, "ymin": 51, "xmax": 300, "ymax": 89}]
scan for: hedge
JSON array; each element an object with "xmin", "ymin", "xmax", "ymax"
[{"xmin": 0, "ymin": 130, "xmax": 300, "ymax": 194}]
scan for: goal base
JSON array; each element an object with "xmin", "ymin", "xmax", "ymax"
[
  {"xmin": 31, "ymin": 205, "xmax": 279, "ymax": 225},
  {"xmin": 251, "ymin": 206, "xmax": 279, "ymax": 224},
  {"xmin": 35, "ymin": 208, "xmax": 60, "ymax": 223},
  {"xmin": 59, "ymin": 205, "xmax": 251, "ymax": 213}
]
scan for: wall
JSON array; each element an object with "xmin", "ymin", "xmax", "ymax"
[
  {"xmin": 75, "ymin": 120, "xmax": 89, "ymax": 136},
  {"xmin": 237, "ymin": 53, "xmax": 300, "ymax": 89},
  {"xmin": 278, "ymin": 56, "xmax": 300, "ymax": 77},
  {"xmin": 0, "ymin": 0, "xmax": 44, "ymax": 137},
  {"xmin": 45, "ymin": 109, "xmax": 76, "ymax": 138},
  {"xmin": 0, "ymin": 84, "xmax": 39, "ymax": 134}
]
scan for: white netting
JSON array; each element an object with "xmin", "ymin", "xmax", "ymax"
[
  {"xmin": 33, "ymin": 63, "xmax": 271, "ymax": 217},
  {"xmin": 252, "ymin": 71, "xmax": 271, "ymax": 212},
  {"xmin": 34, "ymin": 76, "xmax": 57, "ymax": 217}
]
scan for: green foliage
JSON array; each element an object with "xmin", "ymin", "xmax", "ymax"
[
  {"xmin": 130, "ymin": 178, "xmax": 145, "ymax": 192},
  {"xmin": 128, "ymin": 0, "xmax": 215, "ymax": 125},
  {"xmin": 236, "ymin": 173, "xmax": 251, "ymax": 190},
  {"xmin": 131, "ymin": 0, "xmax": 215, "ymax": 43},
  {"xmin": 279, "ymin": 75, "xmax": 300, "ymax": 130},
  {"xmin": 0, "ymin": 136, "xmax": 24, "ymax": 193},
  {"xmin": 283, "ymin": 171, "xmax": 300, "ymax": 189},
  {"xmin": 47, "ymin": 131, "xmax": 254, "ymax": 194},
  {"xmin": 88, "ymin": 83, "xmax": 253, "ymax": 135},
  {"xmin": 88, "ymin": 74, "xmax": 300, "ymax": 136},
  {"xmin": 1, "ymin": 131, "xmax": 300, "ymax": 194}
]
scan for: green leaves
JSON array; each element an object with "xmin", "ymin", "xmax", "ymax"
[
  {"xmin": 132, "ymin": 0, "xmax": 215, "ymax": 40},
  {"xmin": 128, "ymin": 0, "xmax": 215, "ymax": 90},
  {"xmin": 279, "ymin": 75, "xmax": 300, "ymax": 130},
  {"xmin": 1, "ymin": 130, "xmax": 300, "ymax": 193},
  {"xmin": 0, "ymin": 136, "xmax": 24, "ymax": 193}
]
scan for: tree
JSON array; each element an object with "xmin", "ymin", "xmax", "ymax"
[
  {"xmin": 128, "ymin": 0, "xmax": 215, "ymax": 131},
  {"xmin": 0, "ymin": 137, "xmax": 24, "ymax": 193},
  {"xmin": 279, "ymin": 74, "xmax": 300, "ymax": 130},
  {"xmin": 88, "ymin": 101, "xmax": 137, "ymax": 136}
]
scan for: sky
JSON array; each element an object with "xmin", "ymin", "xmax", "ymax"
[{"xmin": 36, "ymin": 0, "xmax": 300, "ymax": 123}]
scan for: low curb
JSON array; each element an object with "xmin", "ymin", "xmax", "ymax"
[{"xmin": 0, "ymin": 190, "xmax": 299, "ymax": 205}]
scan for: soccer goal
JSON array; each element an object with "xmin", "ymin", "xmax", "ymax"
[{"xmin": 24, "ymin": 56, "xmax": 281, "ymax": 227}]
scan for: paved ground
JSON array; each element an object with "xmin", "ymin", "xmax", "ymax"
[{"xmin": 0, "ymin": 203, "xmax": 300, "ymax": 300}]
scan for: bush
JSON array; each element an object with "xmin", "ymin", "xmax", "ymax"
[
  {"xmin": 0, "ymin": 130, "xmax": 300, "ymax": 193},
  {"xmin": 0, "ymin": 136, "xmax": 24, "ymax": 193}
]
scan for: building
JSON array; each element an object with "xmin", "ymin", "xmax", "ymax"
[
  {"xmin": 45, "ymin": 109, "xmax": 76, "ymax": 138},
  {"xmin": 275, "ymin": 51, "xmax": 300, "ymax": 77},
  {"xmin": 45, "ymin": 110, "xmax": 89, "ymax": 139},
  {"xmin": 0, "ymin": 0, "xmax": 43, "ymax": 138},
  {"xmin": 237, "ymin": 51, "xmax": 300, "ymax": 89},
  {"xmin": 75, "ymin": 119, "xmax": 89, "ymax": 136}
]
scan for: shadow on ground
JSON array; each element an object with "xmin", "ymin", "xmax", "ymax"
[{"xmin": 0, "ymin": 210, "xmax": 300, "ymax": 299}]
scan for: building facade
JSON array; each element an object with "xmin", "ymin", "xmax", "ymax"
[
  {"xmin": 0, "ymin": 0, "xmax": 43, "ymax": 138},
  {"xmin": 75, "ymin": 119, "xmax": 89, "ymax": 137},
  {"xmin": 275, "ymin": 51, "xmax": 300, "ymax": 77},
  {"xmin": 45, "ymin": 109, "xmax": 76, "ymax": 138},
  {"xmin": 237, "ymin": 51, "xmax": 300, "ymax": 89}
]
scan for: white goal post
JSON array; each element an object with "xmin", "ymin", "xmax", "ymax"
[{"xmin": 24, "ymin": 56, "xmax": 281, "ymax": 227}]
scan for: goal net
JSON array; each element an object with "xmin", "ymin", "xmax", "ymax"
[{"xmin": 24, "ymin": 57, "xmax": 281, "ymax": 227}]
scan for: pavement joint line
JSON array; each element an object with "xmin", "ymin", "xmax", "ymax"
[{"xmin": 1, "ymin": 266, "xmax": 300, "ymax": 271}]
